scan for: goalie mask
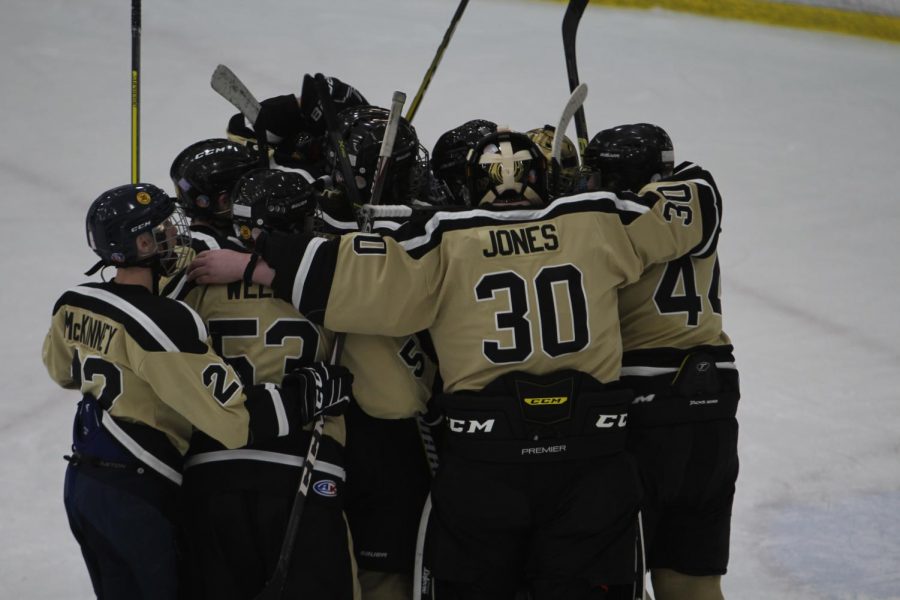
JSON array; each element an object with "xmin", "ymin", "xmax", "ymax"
[
  {"xmin": 325, "ymin": 105, "xmax": 421, "ymax": 207},
  {"xmin": 231, "ymin": 168, "xmax": 317, "ymax": 242},
  {"xmin": 431, "ymin": 119, "xmax": 497, "ymax": 206},
  {"xmin": 583, "ymin": 123, "xmax": 674, "ymax": 193},
  {"xmin": 465, "ymin": 130, "xmax": 549, "ymax": 207},
  {"xmin": 527, "ymin": 125, "xmax": 579, "ymax": 197},
  {"xmin": 169, "ymin": 139, "xmax": 258, "ymax": 224},
  {"xmin": 85, "ymin": 183, "xmax": 191, "ymax": 277}
]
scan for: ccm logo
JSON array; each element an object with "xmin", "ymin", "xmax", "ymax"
[
  {"xmin": 595, "ymin": 413, "xmax": 628, "ymax": 429},
  {"xmin": 447, "ymin": 418, "xmax": 495, "ymax": 434}
]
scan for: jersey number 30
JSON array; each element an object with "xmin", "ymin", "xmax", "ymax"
[{"xmin": 475, "ymin": 264, "xmax": 589, "ymax": 364}]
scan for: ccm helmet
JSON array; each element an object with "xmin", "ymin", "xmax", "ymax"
[
  {"xmin": 85, "ymin": 183, "xmax": 191, "ymax": 276},
  {"xmin": 583, "ymin": 123, "xmax": 674, "ymax": 192},
  {"xmin": 231, "ymin": 169, "xmax": 317, "ymax": 242},
  {"xmin": 169, "ymin": 139, "xmax": 258, "ymax": 223},
  {"xmin": 465, "ymin": 129, "xmax": 549, "ymax": 207}
]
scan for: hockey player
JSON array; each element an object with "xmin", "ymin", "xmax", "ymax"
[
  {"xmin": 164, "ymin": 167, "xmax": 359, "ymax": 600},
  {"xmin": 169, "ymin": 138, "xmax": 258, "ymax": 244},
  {"xmin": 187, "ymin": 127, "xmax": 723, "ymax": 599},
  {"xmin": 43, "ymin": 183, "xmax": 353, "ymax": 599},
  {"xmin": 315, "ymin": 105, "xmax": 439, "ymax": 600},
  {"xmin": 582, "ymin": 124, "xmax": 739, "ymax": 600}
]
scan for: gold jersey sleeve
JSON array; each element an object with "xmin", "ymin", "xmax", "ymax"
[{"xmin": 291, "ymin": 183, "xmax": 718, "ymax": 393}]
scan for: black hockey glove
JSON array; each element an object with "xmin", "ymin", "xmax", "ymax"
[
  {"xmin": 282, "ymin": 363, "xmax": 353, "ymax": 425},
  {"xmin": 299, "ymin": 74, "xmax": 369, "ymax": 136},
  {"xmin": 255, "ymin": 94, "xmax": 308, "ymax": 141}
]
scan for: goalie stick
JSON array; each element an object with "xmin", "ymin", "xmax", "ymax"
[
  {"xmin": 551, "ymin": 82, "xmax": 588, "ymax": 169},
  {"xmin": 562, "ymin": 0, "xmax": 590, "ymax": 158},
  {"xmin": 210, "ymin": 64, "xmax": 269, "ymax": 167}
]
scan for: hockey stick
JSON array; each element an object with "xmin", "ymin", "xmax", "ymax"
[
  {"xmin": 314, "ymin": 73, "xmax": 363, "ymax": 210},
  {"xmin": 254, "ymin": 339, "xmax": 344, "ymax": 600},
  {"xmin": 210, "ymin": 64, "xmax": 269, "ymax": 167},
  {"xmin": 551, "ymin": 83, "xmax": 588, "ymax": 167},
  {"xmin": 562, "ymin": 0, "xmax": 590, "ymax": 158},
  {"xmin": 405, "ymin": 0, "xmax": 469, "ymax": 123},
  {"xmin": 131, "ymin": 0, "xmax": 140, "ymax": 183},
  {"xmin": 361, "ymin": 91, "xmax": 407, "ymax": 232}
]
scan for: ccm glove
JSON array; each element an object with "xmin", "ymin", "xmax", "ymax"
[{"xmin": 282, "ymin": 362, "xmax": 353, "ymax": 425}]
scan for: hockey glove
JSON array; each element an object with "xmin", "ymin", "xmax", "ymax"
[
  {"xmin": 282, "ymin": 363, "xmax": 353, "ymax": 425},
  {"xmin": 299, "ymin": 74, "xmax": 369, "ymax": 136},
  {"xmin": 255, "ymin": 94, "xmax": 308, "ymax": 142}
]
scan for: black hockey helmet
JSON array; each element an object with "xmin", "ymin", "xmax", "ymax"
[
  {"xmin": 465, "ymin": 129, "xmax": 549, "ymax": 207},
  {"xmin": 325, "ymin": 105, "xmax": 420, "ymax": 206},
  {"xmin": 169, "ymin": 138, "xmax": 258, "ymax": 223},
  {"xmin": 431, "ymin": 119, "xmax": 497, "ymax": 206},
  {"xmin": 85, "ymin": 183, "xmax": 191, "ymax": 276},
  {"xmin": 231, "ymin": 168, "xmax": 317, "ymax": 242},
  {"xmin": 583, "ymin": 123, "xmax": 674, "ymax": 192},
  {"xmin": 527, "ymin": 125, "xmax": 580, "ymax": 197}
]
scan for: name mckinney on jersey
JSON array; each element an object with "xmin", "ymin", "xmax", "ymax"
[
  {"xmin": 482, "ymin": 224, "xmax": 559, "ymax": 258},
  {"xmin": 64, "ymin": 310, "xmax": 118, "ymax": 354}
]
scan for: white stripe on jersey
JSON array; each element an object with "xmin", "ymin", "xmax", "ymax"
[
  {"xmin": 620, "ymin": 361, "xmax": 737, "ymax": 377},
  {"xmin": 292, "ymin": 237, "xmax": 327, "ymax": 309},
  {"xmin": 319, "ymin": 211, "xmax": 358, "ymax": 232},
  {"xmin": 266, "ymin": 383, "xmax": 289, "ymax": 437},
  {"xmin": 191, "ymin": 231, "xmax": 221, "ymax": 250},
  {"xmin": 71, "ymin": 286, "xmax": 180, "ymax": 352},
  {"xmin": 177, "ymin": 300, "xmax": 209, "ymax": 344},
  {"xmin": 101, "ymin": 413, "xmax": 183, "ymax": 485},
  {"xmin": 396, "ymin": 191, "xmax": 651, "ymax": 253},
  {"xmin": 184, "ymin": 449, "xmax": 346, "ymax": 480}
]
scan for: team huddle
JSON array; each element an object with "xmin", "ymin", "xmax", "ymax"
[{"xmin": 43, "ymin": 72, "xmax": 740, "ymax": 600}]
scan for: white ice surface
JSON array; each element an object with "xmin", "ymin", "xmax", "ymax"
[{"xmin": 2, "ymin": 1, "xmax": 899, "ymax": 598}]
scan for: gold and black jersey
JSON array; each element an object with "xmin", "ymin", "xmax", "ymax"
[
  {"xmin": 166, "ymin": 228, "xmax": 345, "ymax": 453},
  {"xmin": 263, "ymin": 178, "xmax": 721, "ymax": 394},
  {"xmin": 42, "ymin": 281, "xmax": 295, "ymax": 484},
  {"xmin": 617, "ymin": 163, "xmax": 736, "ymax": 379}
]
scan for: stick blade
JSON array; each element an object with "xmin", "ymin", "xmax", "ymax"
[{"xmin": 211, "ymin": 64, "xmax": 261, "ymax": 123}]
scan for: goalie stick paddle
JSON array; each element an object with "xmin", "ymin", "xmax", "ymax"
[
  {"xmin": 405, "ymin": 0, "xmax": 469, "ymax": 123},
  {"xmin": 131, "ymin": 0, "xmax": 140, "ymax": 183},
  {"xmin": 562, "ymin": 0, "xmax": 589, "ymax": 158},
  {"xmin": 552, "ymin": 82, "xmax": 588, "ymax": 168},
  {"xmin": 210, "ymin": 64, "xmax": 269, "ymax": 167}
]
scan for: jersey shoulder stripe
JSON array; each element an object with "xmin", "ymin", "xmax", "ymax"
[
  {"xmin": 55, "ymin": 283, "xmax": 208, "ymax": 353},
  {"xmin": 384, "ymin": 192, "xmax": 652, "ymax": 259}
]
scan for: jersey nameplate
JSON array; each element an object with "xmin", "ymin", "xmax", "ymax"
[
  {"xmin": 481, "ymin": 224, "xmax": 559, "ymax": 258},
  {"xmin": 64, "ymin": 310, "xmax": 118, "ymax": 354}
]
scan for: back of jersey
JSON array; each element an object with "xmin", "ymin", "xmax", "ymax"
[
  {"xmin": 319, "ymin": 184, "xmax": 716, "ymax": 393},
  {"xmin": 618, "ymin": 164, "xmax": 732, "ymax": 354}
]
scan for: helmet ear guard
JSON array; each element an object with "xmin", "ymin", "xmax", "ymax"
[{"xmin": 465, "ymin": 130, "xmax": 549, "ymax": 207}]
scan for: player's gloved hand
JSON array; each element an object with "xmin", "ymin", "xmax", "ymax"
[
  {"xmin": 299, "ymin": 74, "xmax": 368, "ymax": 136},
  {"xmin": 282, "ymin": 363, "xmax": 353, "ymax": 425}
]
